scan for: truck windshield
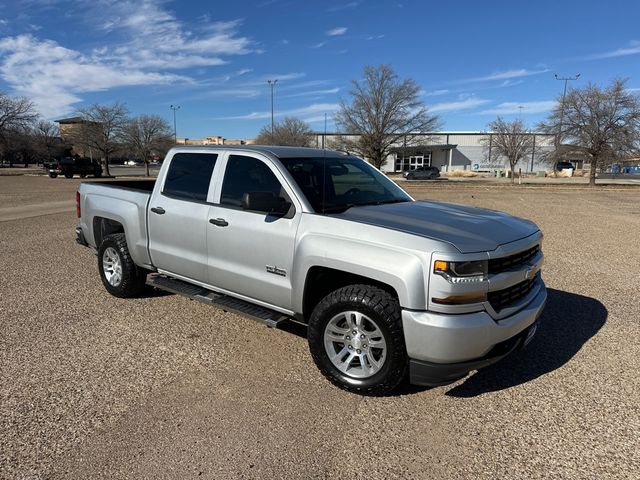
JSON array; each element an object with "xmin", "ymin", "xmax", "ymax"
[{"xmin": 279, "ymin": 156, "xmax": 412, "ymax": 213}]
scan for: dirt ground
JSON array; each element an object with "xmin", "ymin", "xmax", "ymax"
[{"xmin": 1, "ymin": 176, "xmax": 639, "ymax": 479}]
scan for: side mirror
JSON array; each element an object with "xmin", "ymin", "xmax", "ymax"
[{"xmin": 242, "ymin": 191, "xmax": 291, "ymax": 215}]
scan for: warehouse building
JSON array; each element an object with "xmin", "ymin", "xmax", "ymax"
[{"xmin": 313, "ymin": 132, "xmax": 556, "ymax": 173}]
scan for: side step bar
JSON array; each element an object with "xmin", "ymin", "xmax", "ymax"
[{"xmin": 146, "ymin": 274, "xmax": 292, "ymax": 328}]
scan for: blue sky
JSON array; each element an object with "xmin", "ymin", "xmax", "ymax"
[{"xmin": 0, "ymin": 0, "xmax": 639, "ymax": 139}]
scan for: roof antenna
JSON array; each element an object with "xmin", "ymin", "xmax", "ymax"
[
  {"xmin": 323, "ymin": 112, "xmax": 327, "ymax": 150},
  {"xmin": 321, "ymin": 112, "xmax": 327, "ymax": 214}
]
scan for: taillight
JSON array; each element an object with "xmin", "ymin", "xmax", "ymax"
[{"xmin": 76, "ymin": 191, "xmax": 81, "ymax": 218}]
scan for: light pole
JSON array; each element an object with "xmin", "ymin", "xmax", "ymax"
[
  {"xmin": 267, "ymin": 79, "xmax": 278, "ymax": 137},
  {"xmin": 170, "ymin": 104, "xmax": 180, "ymax": 143},
  {"xmin": 554, "ymin": 74, "xmax": 580, "ymax": 149}
]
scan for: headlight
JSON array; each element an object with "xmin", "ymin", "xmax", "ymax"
[{"xmin": 434, "ymin": 259, "xmax": 487, "ymax": 283}]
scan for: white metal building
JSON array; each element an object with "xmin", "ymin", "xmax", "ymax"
[{"xmin": 312, "ymin": 132, "xmax": 555, "ymax": 173}]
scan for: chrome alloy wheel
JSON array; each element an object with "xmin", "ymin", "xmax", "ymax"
[
  {"xmin": 102, "ymin": 247, "xmax": 123, "ymax": 287},
  {"xmin": 323, "ymin": 311, "xmax": 387, "ymax": 378}
]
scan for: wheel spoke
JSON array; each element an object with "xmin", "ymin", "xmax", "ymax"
[
  {"xmin": 364, "ymin": 350, "xmax": 380, "ymax": 369},
  {"xmin": 359, "ymin": 353, "xmax": 373, "ymax": 374},
  {"xmin": 330, "ymin": 346, "xmax": 349, "ymax": 364},
  {"xmin": 326, "ymin": 331, "xmax": 346, "ymax": 342},
  {"xmin": 354, "ymin": 312, "xmax": 363, "ymax": 328},
  {"xmin": 336, "ymin": 352, "xmax": 357, "ymax": 373}
]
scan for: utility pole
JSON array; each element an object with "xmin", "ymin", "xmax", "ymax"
[
  {"xmin": 170, "ymin": 104, "xmax": 180, "ymax": 144},
  {"xmin": 554, "ymin": 74, "xmax": 580, "ymax": 150},
  {"xmin": 267, "ymin": 79, "xmax": 278, "ymax": 138}
]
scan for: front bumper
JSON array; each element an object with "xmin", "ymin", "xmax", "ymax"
[{"xmin": 402, "ymin": 283, "xmax": 546, "ymax": 386}]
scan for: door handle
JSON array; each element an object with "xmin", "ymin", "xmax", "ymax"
[
  {"xmin": 150, "ymin": 207, "xmax": 166, "ymax": 215},
  {"xmin": 209, "ymin": 218, "xmax": 228, "ymax": 227}
]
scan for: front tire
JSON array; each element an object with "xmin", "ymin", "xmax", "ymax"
[
  {"xmin": 49, "ymin": 173, "xmax": 57, "ymax": 178},
  {"xmin": 308, "ymin": 285, "xmax": 408, "ymax": 395},
  {"xmin": 98, "ymin": 233, "xmax": 147, "ymax": 298},
  {"xmin": 64, "ymin": 172, "xmax": 73, "ymax": 179}
]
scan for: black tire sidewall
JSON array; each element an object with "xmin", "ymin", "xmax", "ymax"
[{"xmin": 308, "ymin": 285, "xmax": 408, "ymax": 394}]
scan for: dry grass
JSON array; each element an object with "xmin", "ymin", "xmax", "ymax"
[{"xmin": 445, "ymin": 170, "xmax": 479, "ymax": 178}]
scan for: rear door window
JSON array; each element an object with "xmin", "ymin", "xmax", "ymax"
[{"xmin": 163, "ymin": 153, "xmax": 218, "ymax": 201}]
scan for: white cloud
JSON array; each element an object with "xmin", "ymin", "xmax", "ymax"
[
  {"xmin": 327, "ymin": 2, "xmax": 361, "ymax": 12},
  {"xmin": 0, "ymin": 1, "xmax": 255, "ymax": 116},
  {"xmin": 589, "ymin": 40, "xmax": 640, "ymax": 59},
  {"xmin": 326, "ymin": 27, "xmax": 347, "ymax": 36},
  {"xmin": 0, "ymin": 34, "xmax": 185, "ymax": 117},
  {"xmin": 429, "ymin": 97, "xmax": 491, "ymax": 113},
  {"xmin": 311, "ymin": 41, "xmax": 326, "ymax": 49},
  {"xmin": 283, "ymin": 88, "xmax": 340, "ymax": 98},
  {"xmin": 94, "ymin": 3, "xmax": 252, "ymax": 70},
  {"xmin": 219, "ymin": 103, "xmax": 339, "ymax": 120},
  {"xmin": 457, "ymin": 68, "xmax": 550, "ymax": 84},
  {"xmin": 479, "ymin": 100, "xmax": 557, "ymax": 115}
]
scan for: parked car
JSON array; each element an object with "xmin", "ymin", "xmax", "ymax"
[
  {"xmin": 554, "ymin": 161, "xmax": 575, "ymax": 178},
  {"xmin": 403, "ymin": 166, "xmax": 440, "ymax": 180},
  {"xmin": 75, "ymin": 146, "xmax": 545, "ymax": 394},
  {"xmin": 49, "ymin": 157, "xmax": 102, "ymax": 179}
]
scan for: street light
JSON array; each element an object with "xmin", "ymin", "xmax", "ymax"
[
  {"xmin": 267, "ymin": 79, "xmax": 278, "ymax": 137},
  {"xmin": 554, "ymin": 73, "xmax": 580, "ymax": 149},
  {"xmin": 170, "ymin": 104, "xmax": 181, "ymax": 144}
]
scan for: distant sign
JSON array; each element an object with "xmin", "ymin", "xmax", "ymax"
[{"xmin": 473, "ymin": 163, "xmax": 480, "ymax": 170}]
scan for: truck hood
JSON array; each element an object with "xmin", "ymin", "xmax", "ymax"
[{"xmin": 334, "ymin": 200, "xmax": 539, "ymax": 253}]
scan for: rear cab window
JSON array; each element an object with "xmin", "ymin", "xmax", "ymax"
[{"xmin": 163, "ymin": 152, "xmax": 218, "ymax": 202}]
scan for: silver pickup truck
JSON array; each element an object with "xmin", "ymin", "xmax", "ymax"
[{"xmin": 76, "ymin": 146, "xmax": 546, "ymax": 394}]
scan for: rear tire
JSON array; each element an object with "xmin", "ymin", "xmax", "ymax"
[
  {"xmin": 49, "ymin": 173, "xmax": 57, "ymax": 178},
  {"xmin": 94, "ymin": 170, "xmax": 102, "ymax": 178},
  {"xmin": 64, "ymin": 172, "xmax": 73, "ymax": 179},
  {"xmin": 308, "ymin": 284, "xmax": 408, "ymax": 395},
  {"xmin": 98, "ymin": 233, "xmax": 147, "ymax": 298}
]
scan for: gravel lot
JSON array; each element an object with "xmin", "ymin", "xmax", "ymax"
[{"xmin": 1, "ymin": 176, "xmax": 639, "ymax": 479}]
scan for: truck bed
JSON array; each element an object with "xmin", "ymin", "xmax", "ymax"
[
  {"xmin": 83, "ymin": 179, "xmax": 156, "ymax": 192},
  {"xmin": 78, "ymin": 179, "xmax": 155, "ymax": 268}
]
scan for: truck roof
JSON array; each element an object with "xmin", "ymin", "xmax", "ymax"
[{"xmin": 170, "ymin": 145, "xmax": 351, "ymax": 158}]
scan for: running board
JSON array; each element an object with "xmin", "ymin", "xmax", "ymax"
[{"xmin": 146, "ymin": 274, "xmax": 291, "ymax": 328}]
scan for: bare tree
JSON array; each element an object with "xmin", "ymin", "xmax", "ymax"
[
  {"xmin": 540, "ymin": 79, "xmax": 640, "ymax": 186},
  {"xmin": 72, "ymin": 103, "xmax": 129, "ymax": 177},
  {"xmin": 34, "ymin": 120, "xmax": 60, "ymax": 163},
  {"xmin": 254, "ymin": 117, "xmax": 314, "ymax": 147},
  {"xmin": 0, "ymin": 93, "xmax": 38, "ymax": 164},
  {"xmin": 123, "ymin": 115, "xmax": 173, "ymax": 176},
  {"xmin": 334, "ymin": 65, "xmax": 440, "ymax": 169},
  {"xmin": 482, "ymin": 118, "xmax": 536, "ymax": 183}
]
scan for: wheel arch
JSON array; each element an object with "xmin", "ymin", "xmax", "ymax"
[
  {"xmin": 301, "ymin": 266, "xmax": 406, "ymax": 322},
  {"xmin": 93, "ymin": 216, "xmax": 125, "ymax": 248}
]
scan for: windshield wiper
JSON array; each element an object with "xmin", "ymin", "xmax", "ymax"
[
  {"xmin": 320, "ymin": 204, "xmax": 356, "ymax": 213},
  {"xmin": 354, "ymin": 199, "xmax": 410, "ymax": 207}
]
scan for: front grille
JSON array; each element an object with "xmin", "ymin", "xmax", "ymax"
[
  {"xmin": 488, "ymin": 276, "xmax": 537, "ymax": 311},
  {"xmin": 489, "ymin": 245, "xmax": 539, "ymax": 274}
]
